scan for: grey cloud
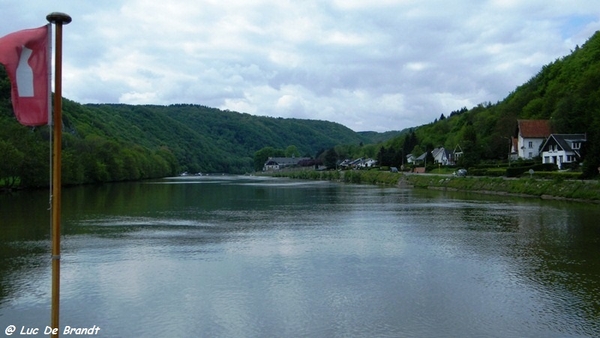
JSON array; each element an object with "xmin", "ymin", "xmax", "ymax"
[{"xmin": 1, "ymin": 0, "xmax": 599, "ymax": 131}]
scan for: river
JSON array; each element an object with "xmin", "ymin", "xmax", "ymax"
[{"xmin": 1, "ymin": 175, "xmax": 599, "ymax": 337}]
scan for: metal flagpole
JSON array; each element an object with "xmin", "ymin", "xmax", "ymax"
[{"xmin": 46, "ymin": 12, "xmax": 71, "ymax": 338}]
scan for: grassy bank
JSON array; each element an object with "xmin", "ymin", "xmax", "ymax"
[
  {"xmin": 403, "ymin": 174, "xmax": 600, "ymax": 202},
  {"xmin": 269, "ymin": 169, "xmax": 399, "ymax": 185},
  {"xmin": 267, "ymin": 170, "xmax": 600, "ymax": 202}
]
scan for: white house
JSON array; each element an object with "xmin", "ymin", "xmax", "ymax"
[
  {"xmin": 431, "ymin": 147, "xmax": 453, "ymax": 165},
  {"xmin": 452, "ymin": 144, "xmax": 464, "ymax": 164},
  {"xmin": 541, "ymin": 134, "xmax": 586, "ymax": 169},
  {"xmin": 516, "ymin": 119, "xmax": 552, "ymax": 159},
  {"xmin": 263, "ymin": 157, "xmax": 311, "ymax": 171},
  {"xmin": 361, "ymin": 158, "xmax": 377, "ymax": 168}
]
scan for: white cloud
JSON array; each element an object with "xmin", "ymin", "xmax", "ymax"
[{"xmin": 1, "ymin": 0, "xmax": 599, "ymax": 131}]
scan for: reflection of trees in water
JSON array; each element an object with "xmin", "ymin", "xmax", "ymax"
[
  {"xmin": 403, "ymin": 189, "xmax": 600, "ymax": 332},
  {"xmin": 451, "ymin": 196, "xmax": 600, "ymax": 327},
  {"xmin": 516, "ymin": 205, "xmax": 600, "ymax": 324}
]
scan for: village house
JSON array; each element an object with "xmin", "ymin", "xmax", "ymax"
[
  {"xmin": 360, "ymin": 158, "xmax": 377, "ymax": 168},
  {"xmin": 411, "ymin": 147, "xmax": 457, "ymax": 166},
  {"xmin": 414, "ymin": 152, "xmax": 427, "ymax": 165},
  {"xmin": 339, "ymin": 158, "xmax": 377, "ymax": 169},
  {"xmin": 263, "ymin": 157, "xmax": 311, "ymax": 171},
  {"xmin": 541, "ymin": 134, "xmax": 587, "ymax": 169},
  {"xmin": 431, "ymin": 147, "xmax": 453, "ymax": 165},
  {"xmin": 515, "ymin": 119, "xmax": 552, "ymax": 159},
  {"xmin": 452, "ymin": 144, "xmax": 464, "ymax": 164}
]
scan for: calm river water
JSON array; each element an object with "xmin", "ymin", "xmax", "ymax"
[{"xmin": 1, "ymin": 175, "xmax": 599, "ymax": 337}]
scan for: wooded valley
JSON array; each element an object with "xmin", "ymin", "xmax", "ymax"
[{"xmin": 2, "ymin": 30, "xmax": 600, "ymax": 188}]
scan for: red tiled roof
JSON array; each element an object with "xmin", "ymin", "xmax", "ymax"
[{"xmin": 517, "ymin": 120, "xmax": 551, "ymax": 138}]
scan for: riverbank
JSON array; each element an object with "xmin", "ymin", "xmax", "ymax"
[
  {"xmin": 267, "ymin": 170, "xmax": 600, "ymax": 203},
  {"xmin": 401, "ymin": 174, "xmax": 600, "ymax": 202}
]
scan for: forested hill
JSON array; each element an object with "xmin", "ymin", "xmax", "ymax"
[
  {"xmin": 6, "ymin": 29, "xmax": 600, "ymax": 187},
  {"xmin": 72, "ymin": 102, "xmax": 373, "ymax": 172},
  {"xmin": 378, "ymin": 30, "xmax": 600, "ymax": 177},
  {"xmin": 1, "ymin": 66, "xmax": 394, "ymax": 187}
]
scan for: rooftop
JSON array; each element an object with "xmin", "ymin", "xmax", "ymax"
[{"xmin": 517, "ymin": 119, "xmax": 552, "ymax": 138}]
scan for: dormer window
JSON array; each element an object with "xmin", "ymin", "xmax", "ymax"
[{"xmin": 572, "ymin": 142, "xmax": 580, "ymax": 149}]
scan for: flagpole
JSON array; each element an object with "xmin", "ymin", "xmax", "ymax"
[{"xmin": 46, "ymin": 12, "xmax": 71, "ymax": 338}]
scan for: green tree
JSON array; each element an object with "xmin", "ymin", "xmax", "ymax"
[
  {"xmin": 324, "ymin": 148, "xmax": 338, "ymax": 169},
  {"xmin": 411, "ymin": 145, "xmax": 424, "ymax": 157},
  {"xmin": 582, "ymin": 119, "xmax": 600, "ymax": 178},
  {"xmin": 18, "ymin": 142, "xmax": 49, "ymax": 188},
  {"xmin": 377, "ymin": 146, "xmax": 393, "ymax": 167},
  {"xmin": 392, "ymin": 149, "xmax": 405, "ymax": 168},
  {"xmin": 425, "ymin": 144, "xmax": 435, "ymax": 167},
  {"xmin": 254, "ymin": 146, "xmax": 284, "ymax": 171},
  {"xmin": 285, "ymin": 145, "xmax": 300, "ymax": 158},
  {"xmin": 62, "ymin": 151, "xmax": 85, "ymax": 185},
  {"xmin": 457, "ymin": 123, "xmax": 479, "ymax": 168},
  {"xmin": 403, "ymin": 130, "xmax": 418, "ymax": 155},
  {"xmin": 0, "ymin": 140, "xmax": 24, "ymax": 188}
]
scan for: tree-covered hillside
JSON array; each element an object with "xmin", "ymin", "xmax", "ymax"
[
  {"xmin": 1, "ymin": 65, "xmax": 376, "ymax": 187},
  {"xmin": 76, "ymin": 103, "xmax": 371, "ymax": 173},
  {"xmin": 377, "ymin": 31, "xmax": 600, "ymax": 177},
  {"xmin": 4, "ymin": 30, "xmax": 600, "ymax": 188}
]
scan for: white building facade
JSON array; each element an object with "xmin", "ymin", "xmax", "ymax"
[
  {"xmin": 541, "ymin": 134, "xmax": 586, "ymax": 169},
  {"xmin": 516, "ymin": 120, "xmax": 552, "ymax": 159}
]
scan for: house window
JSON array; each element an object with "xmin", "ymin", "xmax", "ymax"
[
  {"xmin": 544, "ymin": 156, "xmax": 549, "ymax": 163},
  {"xmin": 528, "ymin": 152, "xmax": 533, "ymax": 159},
  {"xmin": 528, "ymin": 141, "xmax": 533, "ymax": 149},
  {"xmin": 572, "ymin": 142, "xmax": 580, "ymax": 149}
]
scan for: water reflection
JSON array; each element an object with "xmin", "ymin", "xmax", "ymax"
[{"xmin": 1, "ymin": 176, "xmax": 599, "ymax": 337}]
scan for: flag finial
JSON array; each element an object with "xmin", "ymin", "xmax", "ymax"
[{"xmin": 46, "ymin": 12, "xmax": 72, "ymax": 25}]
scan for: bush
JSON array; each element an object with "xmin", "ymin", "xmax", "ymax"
[
  {"xmin": 531, "ymin": 171, "xmax": 582, "ymax": 180},
  {"xmin": 506, "ymin": 163, "xmax": 558, "ymax": 177}
]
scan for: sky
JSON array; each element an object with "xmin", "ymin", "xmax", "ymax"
[{"xmin": 1, "ymin": 1, "xmax": 599, "ymax": 132}]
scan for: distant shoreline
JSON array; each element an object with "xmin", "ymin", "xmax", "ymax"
[{"xmin": 264, "ymin": 170, "xmax": 600, "ymax": 203}]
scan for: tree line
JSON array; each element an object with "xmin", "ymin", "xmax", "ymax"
[
  {"xmin": 4, "ymin": 30, "xmax": 600, "ymax": 189},
  {"xmin": 1, "ymin": 66, "xmax": 374, "ymax": 188},
  {"xmin": 320, "ymin": 31, "xmax": 600, "ymax": 177}
]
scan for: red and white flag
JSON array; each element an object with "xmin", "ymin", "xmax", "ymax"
[{"xmin": 0, "ymin": 25, "xmax": 51, "ymax": 126}]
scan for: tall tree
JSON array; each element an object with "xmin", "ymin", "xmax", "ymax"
[
  {"xmin": 324, "ymin": 148, "xmax": 338, "ymax": 169},
  {"xmin": 0, "ymin": 140, "xmax": 23, "ymax": 188},
  {"xmin": 285, "ymin": 145, "xmax": 300, "ymax": 158}
]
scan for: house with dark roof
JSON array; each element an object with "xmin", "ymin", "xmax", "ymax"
[
  {"xmin": 414, "ymin": 152, "xmax": 427, "ymax": 164},
  {"xmin": 431, "ymin": 147, "xmax": 453, "ymax": 165},
  {"xmin": 263, "ymin": 157, "xmax": 311, "ymax": 171},
  {"xmin": 338, "ymin": 158, "xmax": 377, "ymax": 169},
  {"xmin": 541, "ymin": 134, "xmax": 586, "ymax": 169},
  {"xmin": 516, "ymin": 119, "xmax": 552, "ymax": 159}
]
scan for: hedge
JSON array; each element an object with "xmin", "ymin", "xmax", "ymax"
[{"xmin": 506, "ymin": 163, "xmax": 558, "ymax": 177}]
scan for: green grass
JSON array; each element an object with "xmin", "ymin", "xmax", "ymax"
[
  {"xmin": 262, "ymin": 170, "xmax": 600, "ymax": 201},
  {"xmin": 404, "ymin": 175, "xmax": 600, "ymax": 201}
]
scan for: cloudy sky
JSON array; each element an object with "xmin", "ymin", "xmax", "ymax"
[{"xmin": 2, "ymin": 1, "xmax": 599, "ymax": 132}]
